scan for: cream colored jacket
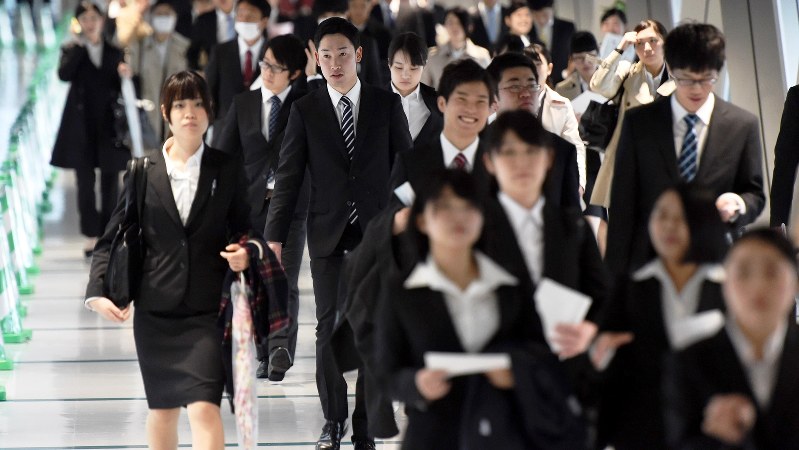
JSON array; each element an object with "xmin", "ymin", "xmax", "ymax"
[
  {"xmin": 540, "ymin": 86, "xmax": 587, "ymax": 188},
  {"xmin": 421, "ymin": 40, "xmax": 492, "ymax": 89}
]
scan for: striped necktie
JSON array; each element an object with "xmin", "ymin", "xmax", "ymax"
[
  {"xmin": 450, "ymin": 153, "xmax": 468, "ymax": 170},
  {"xmin": 678, "ymin": 114, "xmax": 700, "ymax": 182},
  {"xmin": 268, "ymin": 95, "xmax": 281, "ymax": 141},
  {"xmin": 340, "ymin": 96, "xmax": 358, "ymax": 224}
]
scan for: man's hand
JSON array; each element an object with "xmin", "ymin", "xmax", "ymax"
[
  {"xmin": 702, "ymin": 394, "xmax": 756, "ymax": 445},
  {"xmin": 304, "ymin": 40, "xmax": 318, "ymax": 77}
]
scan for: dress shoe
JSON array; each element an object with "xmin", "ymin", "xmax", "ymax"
[
  {"xmin": 256, "ymin": 360, "xmax": 269, "ymax": 379},
  {"xmin": 352, "ymin": 438, "xmax": 376, "ymax": 450},
  {"xmin": 316, "ymin": 420, "xmax": 347, "ymax": 450},
  {"xmin": 267, "ymin": 346, "xmax": 292, "ymax": 382}
]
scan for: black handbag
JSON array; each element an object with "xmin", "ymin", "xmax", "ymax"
[
  {"xmin": 103, "ymin": 156, "xmax": 149, "ymax": 308},
  {"xmin": 579, "ymin": 75, "xmax": 628, "ymax": 153}
]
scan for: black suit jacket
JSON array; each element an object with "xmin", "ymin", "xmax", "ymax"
[
  {"xmin": 598, "ymin": 273, "xmax": 725, "ymax": 450},
  {"xmin": 532, "ymin": 18, "xmax": 575, "ymax": 85},
  {"xmin": 470, "ymin": 8, "xmax": 508, "ymax": 55},
  {"xmin": 361, "ymin": 19, "xmax": 393, "ymax": 82},
  {"xmin": 665, "ymin": 323, "xmax": 799, "ymax": 450},
  {"xmin": 216, "ymin": 84, "xmax": 310, "ymax": 230},
  {"xmin": 86, "ymin": 147, "xmax": 254, "ymax": 312},
  {"xmin": 265, "ymin": 83, "xmax": 413, "ymax": 258},
  {"xmin": 414, "ymin": 83, "xmax": 444, "ymax": 148},
  {"xmin": 606, "ymin": 96, "xmax": 765, "ymax": 275},
  {"xmin": 187, "ymin": 10, "xmax": 217, "ymax": 69},
  {"xmin": 770, "ymin": 85, "xmax": 799, "ymax": 226},
  {"xmin": 205, "ymin": 39, "xmax": 266, "ymax": 131}
]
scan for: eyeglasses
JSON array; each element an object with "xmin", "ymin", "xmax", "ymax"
[
  {"xmin": 258, "ymin": 61, "xmax": 288, "ymax": 74},
  {"xmin": 500, "ymin": 83, "xmax": 541, "ymax": 94},
  {"xmin": 634, "ymin": 37, "xmax": 661, "ymax": 48},
  {"xmin": 671, "ymin": 75, "xmax": 718, "ymax": 88}
]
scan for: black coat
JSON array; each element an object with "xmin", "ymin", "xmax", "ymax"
[
  {"xmin": 665, "ymin": 323, "xmax": 799, "ymax": 450},
  {"xmin": 769, "ymin": 85, "xmax": 799, "ymax": 226},
  {"xmin": 86, "ymin": 146, "xmax": 255, "ymax": 312},
  {"xmin": 52, "ymin": 41, "xmax": 129, "ymax": 172},
  {"xmin": 606, "ymin": 95, "xmax": 765, "ymax": 276},
  {"xmin": 413, "ymin": 83, "xmax": 444, "ymax": 148},
  {"xmin": 531, "ymin": 18, "xmax": 575, "ymax": 85},
  {"xmin": 598, "ymin": 273, "xmax": 725, "ymax": 450},
  {"xmin": 469, "ymin": 8, "xmax": 509, "ymax": 55},
  {"xmin": 205, "ymin": 39, "xmax": 266, "ymax": 132},
  {"xmin": 186, "ymin": 10, "xmax": 218, "ymax": 69}
]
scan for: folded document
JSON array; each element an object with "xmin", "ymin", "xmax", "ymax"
[{"xmin": 424, "ymin": 352, "xmax": 512, "ymax": 377}]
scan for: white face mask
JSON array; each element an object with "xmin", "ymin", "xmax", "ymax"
[
  {"xmin": 235, "ymin": 21, "xmax": 262, "ymax": 41},
  {"xmin": 151, "ymin": 15, "xmax": 176, "ymax": 34}
]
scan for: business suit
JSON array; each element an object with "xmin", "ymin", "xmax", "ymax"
[
  {"xmin": 420, "ymin": 40, "xmax": 492, "ymax": 89},
  {"xmin": 187, "ymin": 10, "xmax": 217, "ymax": 69},
  {"xmin": 128, "ymin": 33, "xmax": 190, "ymax": 141},
  {"xmin": 205, "ymin": 38, "xmax": 266, "ymax": 138},
  {"xmin": 265, "ymin": 82, "xmax": 412, "ymax": 437},
  {"xmin": 769, "ymin": 85, "xmax": 799, "ymax": 226},
  {"xmin": 606, "ymin": 96, "xmax": 765, "ymax": 276},
  {"xmin": 359, "ymin": 19, "xmax": 393, "ymax": 83},
  {"xmin": 532, "ymin": 17, "xmax": 575, "ymax": 85},
  {"xmin": 597, "ymin": 273, "xmax": 725, "ymax": 450},
  {"xmin": 216, "ymin": 85, "xmax": 310, "ymax": 363},
  {"xmin": 665, "ymin": 323, "xmax": 799, "ymax": 450},
  {"xmin": 412, "ymin": 83, "xmax": 444, "ymax": 148},
  {"xmin": 86, "ymin": 146, "xmax": 255, "ymax": 408},
  {"xmin": 540, "ymin": 86, "xmax": 587, "ymax": 189},
  {"xmin": 469, "ymin": 3, "xmax": 508, "ymax": 55}
]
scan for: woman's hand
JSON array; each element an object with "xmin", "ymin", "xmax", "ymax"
[
  {"xmin": 590, "ymin": 331, "xmax": 634, "ymax": 370},
  {"xmin": 485, "ymin": 368, "xmax": 515, "ymax": 390},
  {"xmin": 118, "ymin": 62, "xmax": 132, "ymax": 78},
  {"xmin": 220, "ymin": 243, "xmax": 250, "ymax": 272},
  {"xmin": 619, "ymin": 31, "xmax": 638, "ymax": 50},
  {"xmin": 415, "ymin": 369, "xmax": 451, "ymax": 401},
  {"xmin": 702, "ymin": 394, "xmax": 756, "ymax": 445},
  {"xmin": 90, "ymin": 297, "xmax": 132, "ymax": 323},
  {"xmin": 304, "ymin": 40, "xmax": 318, "ymax": 77},
  {"xmin": 552, "ymin": 320, "xmax": 599, "ymax": 359}
]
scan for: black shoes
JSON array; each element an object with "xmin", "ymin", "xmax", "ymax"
[
  {"xmin": 352, "ymin": 439, "xmax": 376, "ymax": 450},
  {"xmin": 267, "ymin": 346, "xmax": 292, "ymax": 382},
  {"xmin": 256, "ymin": 360, "xmax": 269, "ymax": 379},
  {"xmin": 316, "ymin": 420, "xmax": 348, "ymax": 450}
]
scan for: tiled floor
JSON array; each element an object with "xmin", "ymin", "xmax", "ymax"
[{"xmin": 0, "ymin": 170, "xmax": 404, "ymax": 448}]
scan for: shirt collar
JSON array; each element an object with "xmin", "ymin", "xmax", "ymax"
[
  {"xmin": 440, "ymin": 133, "xmax": 479, "ymax": 169},
  {"xmin": 391, "ymin": 82, "xmax": 421, "ymax": 101},
  {"xmin": 671, "ymin": 92, "xmax": 715, "ymax": 127},
  {"xmin": 327, "ymin": 78, "xmax": 362, "ymax": 110},
  {"xmin": 216, "ymin": 8, "xmax": 233, "ymax": 21},
  {"xmin": 632, "ymin": 259, "xmax": 725, "ymax": 283},
  {"xmin": 404, "ymin": 251, "xmax": 518, "ymax": 295},
  {"xmin": 261, "ymin": 84, "xmax": 292, "ymax": 104},
  {"xmin": 497, "ymin": 191, "xmax": 545, "ymax": 230},
  {"xmin": 162, "ymin": 137, "xmax": 205, "ymax": 177},
  {"xmin": 726, "ymin": 314, "xmax": 787, "ymax": 366},
  {"xmin": 238, "ymin": 35, "xmax": 265, "ymax": 53}
]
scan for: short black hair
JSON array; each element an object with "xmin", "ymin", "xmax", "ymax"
[
  {"xmin": 161, "ymin": 70, "xmax": 214, "ymax": 123},
  {"xmin": 445, "ymin": 7, "xmax": 472, "ymax": 39},
  {"xmin": 151, "ymin": 0, "xmax": 176, "ymax": 13},
  {"xmin": 406, "ymin": 169, "xmax": 485, "ymax": 258},
  {"xmin": 528, "ymin": 0, "xmax": 553, "ymax": 10},
  {"xmin": 314, "ymin": 16, "xmax": 360, "ymax": 49},
  {"xmin": 633, "ymin": 19, "xmax": 668, "ymax": 39},
  {"xmin": 525, "ymin": 43, "xmax": 553, "ymax": 86},
  {"xmin": 600, "ymin": 7, "xmax": 627, "ymax": 26},
  {"xmin": 485, "ymin": 110, "xmax": 553, "ymax": 154},
  {"xmin": 506, "ymin": 0, "xmax": 530, "ymax": 16},
  {"xmin": 236, "ymin": 0, "xmax": 271, "ymax": 19},
  {"xmin": 75, "ymin": 0, "xmax": 102, "ymax": 19},
  {"xmin": 656, "ymin": 185, "xmax": 729, "ymax": 264},
  {"xmin": 264, "ymin": 34, "xmax": 308, "ymax": 79},
  {"xmin": 438, "ymin": 59, "xmax": 496, "ymax": 105},
  {"xmin": 570, "ymin": 31, "xmax": 598, "ymax": 54},
  {"xmin": 495, "ymin": 34, "xmax": 526, "ymax": 56},
  {"xmin": 486, "ymin": 52, "xmax": 538, "ymax": 93},
  {"xmin": 730, "ymin": 228, "xmax": 798, "ymax": 274},
  {"xmin": 664, "ymin": 22, "xmax": 726, "ymax": 73},
  {"xmin": 388, "ymin": 32, "xmax": 428, "ymax": 67}
]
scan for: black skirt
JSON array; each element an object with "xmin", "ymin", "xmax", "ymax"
[{"xmin": 133, "ymin": 304, "xmax": 224, "ymax": 409}]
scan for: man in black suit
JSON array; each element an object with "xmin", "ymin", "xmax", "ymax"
[
  {"xmin": 186, "ymin": 0, "xmax": 236, "ymax": 69},
  {"xmin": 470, "ymin": 0, "xmax": 507, "ymax": 55},
  {"xmin": 205, "ymin": 0, "xmax": 270, "ymax": 139},
  {"xmin": 529, "ymin": 0, "xmax": 574, "ymax": 84},
  {"xmin": 348, "ymin": 0, "xmax": 392, "ymax": 84},
  {"xmin": 486, "ymin": 52, "xmax": 580, "ymax": 208},
  {"xmin": 265, "ymin": 17, "xmax": 412, "ymax": 450},
  {"xmin": 769, "ymin": 85, "xmax": 799, "ymax": 227},
  {"xmin": 216, "ymin": 35, "xmax": 309, "ymax": 382},
  {"xmin": 606, "ymin": 23, "xmax": 765, "ymax": 276}
]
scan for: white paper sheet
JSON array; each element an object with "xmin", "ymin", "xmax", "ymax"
[
  {"xmin": 570, "ymin": 90, "xmax": 608, "ymax": 115},
  {"xmin": 599, "ymin": 33, "xmax": 636, "ymax": 61},
  {"xmin": 534, "ymin": 278, "xmax": 593, "ymax": 353},
  {"xmin": 393, "ymin": 181, "xmax": 416, "ymax": 207},
  {"xmin": 669, "ymin": 309, "xmax": 725, "ymax": 351},
  {"xmin": 424, "ymin": 352, "xmax": 511, "ymax": 377}
]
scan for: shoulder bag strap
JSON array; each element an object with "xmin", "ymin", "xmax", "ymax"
[{"xmin": 133, "ymin": 156, "xmax": 149, "ymax": 222}]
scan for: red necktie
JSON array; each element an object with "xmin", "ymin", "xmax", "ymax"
[
  {"xmin": 451, "ymin": 153, "xmax": 468, "ymax": 170},
  {"xmin": 243, "ymin": 50, "xmax": 253, "ymax": 87}
]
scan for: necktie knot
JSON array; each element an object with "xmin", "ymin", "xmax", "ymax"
[
  {"xmin": 451, "ymin": 153, "xmax": 468, "ymax": 170},
  {"xmin": 683, "ymin": 113, "xmax": 699, "ymax": 127},
  {"xmin": 340, "ymin": 96, "xmax": 352, "ymax": 109},
  {"xmin": 269, "ymin": 95, "xmax": 281, "ymax": 109}
]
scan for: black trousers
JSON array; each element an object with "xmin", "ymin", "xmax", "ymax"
[
  {"xmin": 311, "ymin": 223, "xmax": 368, "ymax": 439},
  {"xmin": 75, "ymin": 166, "xmax": 120, "ymax": 238}
]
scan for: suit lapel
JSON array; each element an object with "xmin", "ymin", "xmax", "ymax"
[
  {"xmin": 542, "ymin": 203, "xmax": 565, "ymax": 281},
  {"xmin": 652, "ymin": 97, "xmax": 680, "ymax": 181},
  {"xmin": 147, "ymin": 150, "xmax": 184, "ymax": 228},
  {"xmin": 352, "ymin": 85, "xmax": 374, "ymax": 161},
  {"xmin": 416, "ymin": 288, "xmax": 465, "ymax": 352},
  {"xmin": 185, "ymin": 148, "xmax": 221, "ymax": 227},
  {"xmin": 766, "ymin": 324, "xmax": 799, "ymax": 419},
  {"xmin": 697, "ymin": 280, "xmax": 724, "ymax": 313},
  {"xmin": 314, "ymin": 88, "xmax": 350, "ymax": 163},
  {"xmin": 695, "ymin": 98, "xmax": 729, "ymax": 182},
  {"xmin": 229, "ymin": 42, "xmax": 245, "ymax": 88}
]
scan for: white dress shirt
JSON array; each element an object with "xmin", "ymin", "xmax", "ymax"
[
  {"xmin": 632, "ymin": 260, "xmax": 725, "ymax": 350},
  {"xmin": 327, "ymin": 78, "xmax": 362, "ymax": 133},
  {"xmin": 440, "ymin": 134, "xmax": 479, "ymax": 171},
  {"xmin": 404, "ymin": 251, "xmax": 519, "ymax": 353},
  {"xmin": 238, "ymin": 36, "xmax": 265, "ymax": 74},
  {"xmin": 391, "ymin": 83, "xmax": 430, "ymax": 141},
  {"xmin": 497, "ymin": 193, "xmax": 545, "ymax": 284},
  {"xmin": 154, "ymin": 38, "xmax": 169, "ymax": 68},
  {"xmin": 216, "ymin": 8, "xmax": 235, "ymax": 43},
  {"xmin": 644, "ymin": 63, "xmax": 666, "ymax": 94},
  {"xmin": 726, "ymin": 317, "xmax": 787, "ymax": 409},
  {"xmin": 86, "ymin": 40, "xmax": 103, "ymax": 68},
  {"xmin": 260, "ymin": 85, "xmax": 292, "ymax": 141},
  {"xmin": 162, "ymin": 139, "xmax": 205, "ymax": 225}
]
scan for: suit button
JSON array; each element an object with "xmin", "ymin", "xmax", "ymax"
[
  {"xmin": 350, "ymin": 175, "xmax": 356, "ymax": 180},
  {"xmin": 179, "ymin": 262, "xmax": 185, "ymax": 269},
  {"xmin": 180, "ymin": 240, "xmax": 186, "ymax": 247},
  {"xmin": 346, "ymin": 201, "xmax": 353, "ymax": 207}
]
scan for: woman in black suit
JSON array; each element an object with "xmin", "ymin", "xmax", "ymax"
[
  {"xmin": 51, "ymin": 1, "xmax": 129, "ymax": 257},
  {"xmin": 85, "ymin": 71, "xmax": 260, "ymax": 449},
  {"xmin": 386, "ymin": 32, "xmax": 443, "ymax": 148},
  {"xmin": 375, "ymin": 170, "xmax": 581, "ymax": 449},
  {"xmin": 592, "ymin": 185, "xmax": 729, "ymax": 450}
]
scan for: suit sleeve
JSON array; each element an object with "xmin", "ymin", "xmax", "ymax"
[
  {"xmin": 605, "ymin": 113, "xmax": 638, "ymax": 276},
  {"xmin": 770, "ymin": 86, "xmax": 799, "ymax": 226},
  {"xmin": 265, "ymin": 103, "xmax": 308, "ymax": 244},
  {"xmin": 561, "ymin": 141, "xmax": 581, "ymax": 208},
  {"xmin": 733, "ymin": 112, "xmax": 765, "ymax": 226},
  {"xmin": 579, "ymin": 217, "xmax": 610, "ymax": 323},
  {"xmin": 186, "ymin": 18, "xmax": 206, "ymax": 70},
  {"xmin": 388, "ymin": 93, "xmax": 413, "ymax": 172},
  {"xmin": 561, "ymin": 102, "xmax": 587, "ymax": 188},
  {"xmin": 58, "ymin": 43, "xmax": 88, "ymax": 81},
  {"xmin": 204, "ymin": 45, "xmax": 221, "ymax": 120},
  {"xmin": 215, "ymin": 97, "xmax": 242, "ymax": 155},
  {"xmin": 226, "ymin": 152, "xmax": 255, "ymax": 239},
  {"xmin": 663, "ymin": 350, "xmax": 720, "ymax": 450}
]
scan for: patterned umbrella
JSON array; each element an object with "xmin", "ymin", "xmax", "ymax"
[{"xmin": 231, "ymin": 272, "xmax": 258, "ymax": 449}]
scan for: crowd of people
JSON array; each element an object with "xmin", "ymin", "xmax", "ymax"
[{"xmin": 52, "ymin": 0, "xmax": 799, "ymax": 448}]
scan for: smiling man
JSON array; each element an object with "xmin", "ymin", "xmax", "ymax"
[
  {"xmin": 606, "ymin": 23, "xmax": 765, "ymax": 276},
  {"xmin": 264, "ymin": 17, "xmax": 412, "ymax": 450}
]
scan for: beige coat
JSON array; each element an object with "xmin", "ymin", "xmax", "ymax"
[
  {"xmin": 129, "ymin": 33, "xmax": 190, "ymax": 142},
  {"xmin": 540, "ymin": 86, "xmax": 587, "ymax": 188},
  {"xmin": 421, "ymin": 40, "xmax": 492, "ymax": 89},
  {"xmin": 589, "ymin": 50, "xmax": 675, "ymax": 208},
  {"xmin": 554, "ymin": 70, "xmax": 584, "ymax": 101}
]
